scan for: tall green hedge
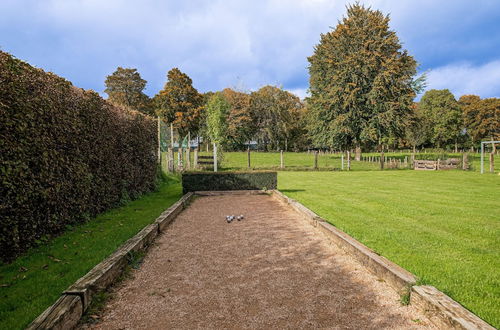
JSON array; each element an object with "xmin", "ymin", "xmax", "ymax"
[{"xmin": 0, "ymin": 51, "xmax": 158, "ymax": 262}]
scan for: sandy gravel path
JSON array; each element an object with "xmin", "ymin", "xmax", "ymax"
[{"xmin": 83, "ymin": 193, "xmax": 434, "ymax": 329}]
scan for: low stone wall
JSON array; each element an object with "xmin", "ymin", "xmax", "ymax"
[{"xmin": 26, "ymin": 192, "xmax": 194, "ymax": 330}]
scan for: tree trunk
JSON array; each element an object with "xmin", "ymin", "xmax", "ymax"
[
  {"xmin": 489, "ymin": 152, "xmax": 494, "ymax": 173},
  {"xmin": 247, "ymin": 148, "xmax": 251, "ymax": 169},
  {"xmin": 355, "ymin": 145, "xmax": 361, "ymax": 161},
  {"xmin": 170, "ymin": 123, "xmax": 174, "ymax": 149}
]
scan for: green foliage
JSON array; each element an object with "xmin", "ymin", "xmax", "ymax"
[
  {"xmin": 221, "ymin": 88, "xmax": 254, "ymax": 149},
  {"xmin": 419, "ymin": 89, "xmax": 463, "ymax": 148},
  {"xmin": 0, "ymin": 178, "xmax": 181, "ymax": 329},
  {"xmin": 400, "ymin": 291, "xmax": 411, "ymax": 306},
  {"xmin": 206, "ymin": 93, "xmax": 230, "ymax": 145},
  {"xmin": 250, "ymin": 85, "xmax": 305, "ymax": 151},
  {"xmin": 182, "ymin": 171, "xmax": 277, "ymax": 193},
  {"xmin": 0, "ymin": 51, "xmax": 158, "ymax": 262},
  {"xmin": 104, "ymin": 67, "xmax": 153, "ymax": 115},
  {"xmin": 460, "ymin": 95, "xmax": 500, "ymax": 144},
  {"xmin": 307, "ymin": 4, "xmax": 418, "ymax": 150},
  {"xmin": 154, "ymin": 68, "xmax": 203, "ymax": 138},
  {"xmin": 405, "ymin": 104, "xmax": 428, "ymax": 150}
]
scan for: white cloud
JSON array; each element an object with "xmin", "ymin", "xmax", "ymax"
[
  {"xmin": 426, "ymin": 61, "xmax": 500, "ymax": 98},
  {"xmin": 287, "ymin": 88, "xmax": 309, "ymax": 100},
  {"xmin": 1, "ymin": 0, "xmax": 499, "ymax": 99}
]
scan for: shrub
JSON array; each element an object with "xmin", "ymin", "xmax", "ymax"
[
  {"xmin": 182, "ymin": 171, "xmax": 277, "ymax": 193},
  {"xmin": 0, "ymin": 51, "xmax": 158, "ymax": 262}
]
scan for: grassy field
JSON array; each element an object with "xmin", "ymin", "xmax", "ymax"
[
  {"xmin": 278, "ymin": 170, "xmax": 500, "ymax": 327},
  {"xmin": 163, "ymin": 150, "xmax": 500, "ymax": 173},
  {"xmin": 0, "ymin": 176, "xmax": 182, "ymax": 330}
]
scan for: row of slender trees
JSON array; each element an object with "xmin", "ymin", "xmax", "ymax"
[{"xmin": 104, "ymin": 4, "xmax": 499, "ymax": 154}]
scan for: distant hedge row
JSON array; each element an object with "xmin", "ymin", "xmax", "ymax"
[
  {"xmin": 0, "ymin": 51, "xmax": 158, "ymax": 262},
  {"xmin": 182, "ymin": 171, "xmax": 277, "ymax": 193}
]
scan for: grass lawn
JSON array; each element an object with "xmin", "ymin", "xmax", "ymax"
[
  {"xmin": 279, "ymin": 170, "xmax": 500, "ymax": 327},
  {"xmin": 164, "ymin": 150, "xmax": 500, "ymax": 173},
  {"xmin": 0, "ymin": 176, "xmax": 182, "ymax": 330}
]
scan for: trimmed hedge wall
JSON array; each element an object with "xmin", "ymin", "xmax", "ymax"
[
  {"xmin": 182, "ymin": 171, "xmax": 277, "ymax": 194},
  {"xmin": 0, "ymin": 51, "xmax": 158, "ymax": 262}
]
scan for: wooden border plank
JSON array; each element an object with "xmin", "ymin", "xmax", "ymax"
[
  {"xmin": 271, "ymin": 189, "xmax": 494, "ymax": 329},
  {"xmin": 26, "ymin": 295, "xmax": 83, "ymax": 330},
  {"xmin": 28, "ymin": 192, "xmax": 194, "ymax": 329},
  {"xmin": 411, "ymin": 285, "xmax": 494, "ymax": 330}
]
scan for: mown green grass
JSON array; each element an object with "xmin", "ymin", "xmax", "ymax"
[
  {"xmin": 163, "ymin": 150, "xmax": 500, "ymax": 172},
  {"xmin": 0, "ymin": 176, "xmax": 182, "ymax": 330},
  {"xmin": 279, "ymin": 170, "xmax": 500, "ymax": 327}
]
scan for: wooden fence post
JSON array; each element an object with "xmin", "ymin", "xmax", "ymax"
[
  {"xmin": 347, "ymin": 151, "xmax": 351, "ymax": 171},
  {"xmin": 341, "ymin": 154, "xmax": 344, "ymax": 170},
  {"xmin": 380, "ymin": 152, "xmax": 385, "ymax": 170},
  {"xmin": 280, "ymin": 150, "xmax": 284, "ymax": 169},
  {"xmin": 314, "ymin": 151, "xmax": 318, "ymax": 169},
  {"xmin": 462, "ymin": 153, "xmax": 468, "ymax": 170},
  {"xmin": 490, "ymin": 153, "xmax": 495, "ymax": 173},
  {"xmin": 194, "ymin": 149, "xmax": 198, "ymax": 169},
  {"xmin": 247, "ymin": 148, "xmax": 251, "ymax": 169},
  {"xmin": 213, "ymin": 143, "xmax": 218, "ymax": 172},
  {"xmin": 168, "ymin": 148, "xmax": 174, "ymax": 172}
]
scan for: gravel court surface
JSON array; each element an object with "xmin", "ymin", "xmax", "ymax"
[{"xmin": 82, "ymin": 194, "xmax": 434, "ymax": 329}]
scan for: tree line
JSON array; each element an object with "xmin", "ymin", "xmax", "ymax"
[
  {"xmin": 104, "ymin": 68, "xmax": 308, "ymax": 151},
  {"xmin": 104, "ymin": 4, "xmax": 499, "ymax": 154}
]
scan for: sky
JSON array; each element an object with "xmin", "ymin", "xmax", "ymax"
[{"xmin": 1, "ymin": 0, "xmax": 499, "ymax": 100}]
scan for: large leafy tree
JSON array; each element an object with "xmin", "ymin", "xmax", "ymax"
[
  {"xmin": 307, "ymin": 4, "xmax": 418, "ymax": 152},
  {"xmin": 460, "ymin": 95, "xmax": 500, "ymax": 148},
  {"xmin": 154, "ymin": 68, "xmax": 204, "ymax": 139},
  {"xmin": 104, "ymin": 67, "xmax": 152, "ymax": 115},
  {"xmin": 220, "ymin": 88, "xmax": 254, "ymax": 149},
  {"xmin": 419, "ymin": 89, "xmax": 462, "ymax": 150},
  {"xmin": 250, "ymin": 86, "xmax": 304, "ymax": 151}
]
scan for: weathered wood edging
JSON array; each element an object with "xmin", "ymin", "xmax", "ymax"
[
  {"xmin": 27, "ymin": 189, "xmax": 493, "ymax": 330},
  {"xmin": 194, "ymin": 190, "xmax": 269, "ymax": 196},
  {"xmin": 271, "ymin": 189, "xmax": 494, "ymax": 330},
  {"xmin": 26, "ymin": 192, "xmax": 194, "ymax": 330}
]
